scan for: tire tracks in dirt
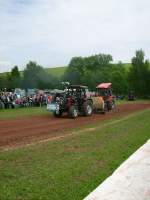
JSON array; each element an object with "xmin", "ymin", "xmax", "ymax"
[{"xmin": 0, "ymin": 103, "xmax": 150, "ymax": 150}]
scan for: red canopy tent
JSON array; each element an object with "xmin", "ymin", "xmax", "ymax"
[{"xmin": 96, "ymin": 83, "xmax": 112, "ymax": 89}]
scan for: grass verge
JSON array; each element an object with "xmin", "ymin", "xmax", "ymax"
[
  {"xmin": 116, "ymin": 99, "xmax": 150, "ymax": 105},
  {"xmin": 0, "ymin": 109, "xmax": 150, "ymax": 200},
  {"xmin": 0, "ymin": 106, "xmax": 48, "ymax": 119},
  {"xmin": 0, "ymin": 100, "xmax": 149, "ymax": 120}
]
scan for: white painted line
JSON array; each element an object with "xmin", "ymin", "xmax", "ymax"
[{"xmin": 84, "ymin": 139, "xmax": 150, "ymax": 200}]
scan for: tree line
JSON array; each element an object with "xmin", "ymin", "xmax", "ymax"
[
  {"xmin": 0, "ymin": 49, "xmax": 150, "ymax": 97},
  {"xmin": 63, "ymin": 49, "xmax": 150, "ymax": 97},
  {"xmin": 0, "ymin": 61, "xmax": 59, "ymax": 90}
]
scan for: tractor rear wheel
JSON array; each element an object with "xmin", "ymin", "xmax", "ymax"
[
  {"xmin": 83, "ymin": 102, "xmax": 93, "ymax": 116},
  {"xmin": 69, "ymin": 106, "xmax": 78, "ymax": 118}
]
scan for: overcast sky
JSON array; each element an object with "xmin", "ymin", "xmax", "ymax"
[{"xmin": 0, "ymin": 0, "xmax": 150, "ymax": 72}]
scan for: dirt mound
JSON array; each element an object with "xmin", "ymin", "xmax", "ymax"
[{"xmin": 0, "ymin": 103, "xmax": 150, "ymax": 150}]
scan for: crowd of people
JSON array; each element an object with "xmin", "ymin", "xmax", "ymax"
[{"xmin": 0, "ymin": 91, "xmax": 49, "ymax": 109}]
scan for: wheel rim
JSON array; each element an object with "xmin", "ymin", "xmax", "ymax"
[
  {"xmin": 56, "ymin": 109, "xmax": 60, "ymax": 114},
  {"xmin": 111, "ymin": 102, "xmax": 116, "ymax": 111},
  {"xmin": 87, "ymin": 105, "xmax": 92, "ymax": 115},
  {"xmin": 73, "ymin": 109, "xmax": 78, "ymax": 117}
]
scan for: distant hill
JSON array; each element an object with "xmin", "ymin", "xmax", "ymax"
[
  {"xmin": 0, "ymin": 64, "xmax": 132, "ymax": 78},
  {"xmin": 45, "ymin": 66, "xmax": 67, "ymax": 77},
  {"xmin": 45, "ymin": 63, "xmax": 132, "ymax": 76},
  {"xmin": 44, "ymin": 63, "xmax": 132, "ymax": 77},
  {"xmin": 0, "ymin": 66, "xmax": 67, "ymax": 78}
]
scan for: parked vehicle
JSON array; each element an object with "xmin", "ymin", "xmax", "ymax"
[{"xmin": 128, "ymin": 90, "xmax": 135, "ymax": 101}]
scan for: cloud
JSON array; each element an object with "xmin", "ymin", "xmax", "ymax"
[
  {"xmin": 0, "ymin": 61, "xmax": 11, "ymax": 73},
  {"xmin": 0, "ymin": 0, "xmax": 150, "ymax": 72}
]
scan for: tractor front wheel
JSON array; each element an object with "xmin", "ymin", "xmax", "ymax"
[
  {"xmin": 53, "ymin": 110, "xmax": 62, "ymax": 117},
  {"xmin": 83, "ymin": 102, "xmax": 93, "ymax": 116},
  {"xmin": 111, "ymin": 101, "xmax": 117, "ymax": 112},
  {"xmin": 69, "ymin": 106, "xmax": 78, "ymax": 118}
]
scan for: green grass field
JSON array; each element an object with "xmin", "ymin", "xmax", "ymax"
[
  {"xmin": 45, "ymin": 66, "xmax": 67, "ymax": 77},
  {"xmin": 0, "ymin": 101, "xmax": 127, "ymax": 120},
  {"xmin": 116, "ymin": 99, "xmax": 150, "ymax": 105},
  {"xmin": 0, "ymin": 100, "xmax": 149, "ymax": 120},
  {"xmin": 0, "ymin": 106, "xmax": 48, "ymax": 120},
  {"xmin": 0, "ymin": 108, "xmax": 150, "ymax": 200},
  {"xmin": 42, "ymin": 63, "xmax": 131, "ymax": 77},
  {"xmin": 0, "ymin": 66, "xmax": 67, "ymax": 78}
]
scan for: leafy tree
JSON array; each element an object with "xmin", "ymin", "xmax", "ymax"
[
  {"xmin": 68, "ymin": 54, "xmax": 113, "ymax": 75},
  {"xmin": 0, "ymin": 75, "xmax": 8, "ymax": 89},
  {"xmin": 68, "ymin": 57, "xmax": 85, "ymax": 75},
  {"xmin": 97, "ymin": 54, "xmax": 113, "ymax": 68},
  {"xmin": 64, "ymin": 53, "xmax": 113, "ymax": 89},
  {"xmin": 23, "ymin": 61, "xmax": 58, "ymax": 89},
  {"xmin": 9, "ymin": 66, "xmax": 21, "ymax": 88},
  {"xmin": 23, "ymin": 61, "xmax": 43, "ymax": 88},
  {"xmin": 128, "ymin": 49, "xmax": 150, "ymax": 96},
  {"xmin": 62, "ymin": 70, "xmax": 81, "ymax": 85},
  {"xmin": 110, "ymin": 62, "xmax": 128, "ymax": 94}
]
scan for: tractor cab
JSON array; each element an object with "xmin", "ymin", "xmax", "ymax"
[
  {"xmin": 96, "ymin": 83, "xmax": 114, "ymax": 101},
  {"xmin": 91, "ymin": 82, "xmax": 116, "ymax": 113},
  {"xmin": 65, "ymin": 85, "xmax": 88, "ymax": 100}
]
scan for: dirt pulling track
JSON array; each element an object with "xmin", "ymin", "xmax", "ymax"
[{"xmin": 0, "ymin": 103, "xmax": 150, "ymax": 150}]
